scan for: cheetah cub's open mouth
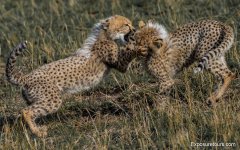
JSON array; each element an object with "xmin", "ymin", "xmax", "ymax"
[{"xmin": 124, "ymin": 29, "xmax": 135, "ymax": 42}]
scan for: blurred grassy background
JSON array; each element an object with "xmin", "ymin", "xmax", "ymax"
[{"xmin": 0, "ymin": 0, "xmax": 240, "ymax": 149}]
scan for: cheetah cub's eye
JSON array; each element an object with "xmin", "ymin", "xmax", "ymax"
[
  {"xmin": 149, "ymin": 37, "xmax": 164, "ymax": 54},
  {"xmin": 152, "ymin": 38, "xmax": 163, "ymax": 49},
  {"xmin": 124, "ymin": 24, "xmax": 135, "ymax": 32}
]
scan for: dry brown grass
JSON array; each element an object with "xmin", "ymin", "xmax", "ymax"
[{"xmin": 0, "ymin": 0, "xmax": 240, "ymax": 149}]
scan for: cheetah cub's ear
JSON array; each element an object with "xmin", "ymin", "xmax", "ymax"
[
  {"xmin": 100, "ymin": 18, "xmax": 110, "ymax": 30},
  {"xmin": 138, "ymin": 20, "xmax": 146, "ymax": 28}
]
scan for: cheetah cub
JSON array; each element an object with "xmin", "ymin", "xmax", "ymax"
[
  {"xmin": 6, "ymin": 15, "xmax": 140, "ymax": 137},
  {"xmin": 132, "ymin": 20, "xmax": 236, "ymax": 105}
]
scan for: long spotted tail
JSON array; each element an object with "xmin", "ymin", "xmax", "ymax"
[
  {"xmin": 194, "ymin": 25, "xmax": 234, "ymax": 73},
  {"xmin": 6, "ymin": 41, "xmax": 28, "ymax": 85}
]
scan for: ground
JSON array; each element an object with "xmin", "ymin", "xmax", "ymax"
[{"xmin": 0, "ymin": 0, "xmax": 240, "ymax": 149}]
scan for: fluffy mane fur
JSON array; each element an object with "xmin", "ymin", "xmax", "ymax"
[
  {"xmin": 146, "ymin": 21, "xmax": 169, "ymax": 40},
  {"xmin": 75, "ymin": 16, "xmax": 114, "ymax": 58},
  {"xmin": 75, "ymin": 22, "xmax": 103, "ymax": 58}
]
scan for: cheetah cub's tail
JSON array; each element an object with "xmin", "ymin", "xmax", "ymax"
[
  {"xmin": 194, "ymin": 25, "xmax": 234, "ymax": 73},
  {"xmin": 6, "ymin": 41, "xmax": 28, "ymax": 86}
]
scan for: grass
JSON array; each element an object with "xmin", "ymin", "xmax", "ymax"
[{"xmin": 0, "ymin": 0, "xmax": 240, "ymax": 149}]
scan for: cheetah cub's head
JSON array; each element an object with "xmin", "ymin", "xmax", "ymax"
[
  {"xmin": 135, "ymin": 20, "xmax": 169, "ymax": 55},
  {"xmin": 101, "ymin": 15, "xmax": 135, "ymax": 44}
]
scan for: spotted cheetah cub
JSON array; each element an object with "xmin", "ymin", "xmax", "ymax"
[
  {"xmin": 6, "ymin": 15, "xmax": 141, "ymax": 137},
  {"xmin": 132, "ymin": 20, "xmax": 236, "ymax": 105}
]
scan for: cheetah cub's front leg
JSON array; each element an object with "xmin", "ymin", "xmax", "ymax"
[{"xmin": 147, "ymin": 54, "xmax": 175, "ymax": 100}]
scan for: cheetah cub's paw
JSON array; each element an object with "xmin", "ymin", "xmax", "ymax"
[
  {"xmin": 206, "ymin": 97, "xmax": 217, "ymax": 107},
  {"xmin": 34, "ymin": 125, "xmax": 48, "ymax": 138}
]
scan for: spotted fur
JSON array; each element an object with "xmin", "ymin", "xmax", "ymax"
[
  {"xmin": 6, "ymin": 15, "xmax": 140, "ymax": 137},
  {"xmin": 129, "ymin": 20, "xmax": 236, "ymax": 105}
]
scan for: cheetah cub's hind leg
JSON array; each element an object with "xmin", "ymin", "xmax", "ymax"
[
  {"xmin": 206, "ymin": 56, "xmax": 236, "ymax": 105},
  {"xmin": 22, "ymin": 86, "xmax": 62, "ymax": 137}
]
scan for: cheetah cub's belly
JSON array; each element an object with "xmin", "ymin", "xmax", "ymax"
[
  {"xmin": 41, "ymin": 56, "xmax": 110, "ymax": 94},
  {"xmin": 65, "ymin": 67, "xmax": 109, "ymax": 93}
]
